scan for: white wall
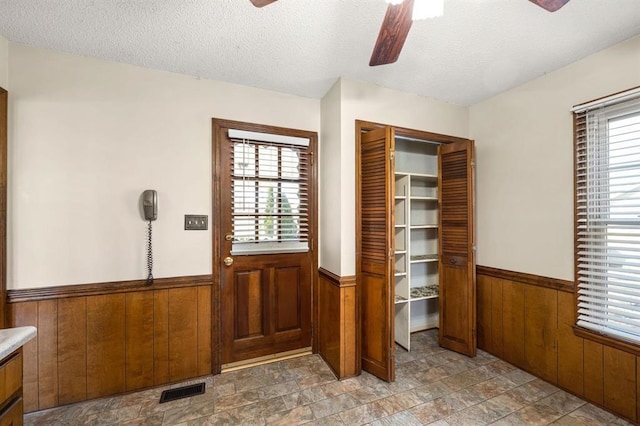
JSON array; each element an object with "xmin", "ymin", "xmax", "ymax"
[
  {"xmin": 319, "ymin": 79, "xmax": 342, "ymax": 273},
  {"xmin": 470, "ymin": 34, "xmax": 640, "ymax": 281},
  {"xmin": 8, "ymin": 43, "xmax": 320, "ymax": 289},
  {"xmin": 0, "ymin": 35, "xmax": 7, "ymax": 89},
  {"xmin": 338, "ymin": 78, "xmax": 469, "ymax": 277}
]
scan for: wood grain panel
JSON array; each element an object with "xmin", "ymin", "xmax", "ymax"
[
  {"xmin": 87, "ymin": 294, "xmax": 126, "ymax": 399},
  {"xmin": 8, "ymin": 302, "xmax": 38, "ymax": 412},
  {"xmin": 490, "ymin": 278, "xmax": 504, "ymax": 358},
  {"xmin": 524, "ymin": 285, "xmax": 557, "ymax": 384},
  {"xmin": 439, "ymin": 258, "xmax": 472, "ymax": 354},
  {"xmin": 153, "ymin": 289, "xmax": 169, "ymax": 385},
  {"xmin": 57, "ymin": 297, "xmax": 87, "ymax": 405},
  {"xmin": 343, "ymin": 284, "xmax": 357, "ymax": 378},
  {"xmin": 583, "ymin": 338, "xmax": 604, "ymax": 405},
  {"xmin": 318, "ymin": 274, "xmax": 341, "ymax": 376},
  {"xmin": 603, "ymin": 346, "xmax": 636, "ymax": 421},
  {"xmin": 476, "ymin": 274, "xmax": 491, "ymax": 352},
  {"xmin": 235, "ymin": 270, "xmax": 264, "ymax": 339},
  {"xmin": 37, "ymin": 300, "xmax": 58, "ymax": 409},
  {"xmin": 361, "ymin": 274, "xmax": 387, "ymax": 372},
  {"xmin": 275, "ymin": 267, "xmax": 300, "ymax": 332},
  {"xmin": 502, "ymin": 280, "xmax": 525, "ymax": 368},
  {"xmin": 197, "ymin": 285, "xmax": 212, "ymax": 377},
  {"xmin": 317, "ymin": 269, "xmax": 357, "ymax": 379},
  {"xmin": 168, "ymin": 287, "xmax": 199, "ymax": 382},
  {"xmin": 125, "ymin": 291, "xmax": 154, "ymax": 391},
  {"xmin": 557, "ymin": 291, "xmax": 583, "ymax": 397},
  {"xmin": 8, "ymin": 278, "xmax": 212, "ymax": 412}
]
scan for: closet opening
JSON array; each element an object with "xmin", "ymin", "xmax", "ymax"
[{"xmin": 356, "ymin": 120, "xmax": 476, "ymax": 382}]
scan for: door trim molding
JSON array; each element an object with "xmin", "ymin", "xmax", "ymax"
[
  {"xmin": 318, "ymin": 268, "xmax": 356, "ymax": 288},
  {"xmin": 6, "ymin": 275, "xmax": 213, "ymax": 303},
  {"xmin": 476, "ymin": 265, "xmax": 573, "ymax": 293},
  {"xmin": 1, "ymin": 88, "xmax": 6, "ymax": 328},
  {"xmin": 212, "ymin": 118, "xmax": 319, "ymax": 374}
]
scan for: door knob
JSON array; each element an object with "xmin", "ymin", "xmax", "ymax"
[{"xmin": 224, "ymin": 256, "xmax": 234, "ymax": 267}]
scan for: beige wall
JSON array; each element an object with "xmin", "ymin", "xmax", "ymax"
[
  {"xmin": 338, "ymin": 78, "xmax": 469, "ymax": 276},
  {"xmin": 319, "ymin": 79, "xmax": 342, "ymax": 273},
  {"xmin": 470, "ymin": 34, "xmax": 640, "ymax": 281},
  {"xmin": 9, "ymin": 32, "xmax": 638, "ymax": 287},
  {"xmin": 0, "ymin": 35, "xmax": 7, "ymax": 89},
  {"xmin": 8, "ymin": 43, "xmax": 320, "ymax": 289}
]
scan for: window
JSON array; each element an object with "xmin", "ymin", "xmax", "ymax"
[
  {"xmin": 229, "ymin": 129, "xmax": 310, "ymax": 255},
  {"xmin": 574, "ymin": 89, "xmax": 640, "ymax": 346}
]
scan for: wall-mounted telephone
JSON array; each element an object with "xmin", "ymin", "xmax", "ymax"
[
  {"xmin": 141, "ymin": 190, "xmax": 157, "ymax": 285},
  {"xmin": 142, "ymin": 189, "xmax": 158, "ymax": 221}
]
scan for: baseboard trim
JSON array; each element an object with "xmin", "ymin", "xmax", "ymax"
[{"xmin": 7, "ymin": 274, "xmax": 214, "ymax": 303}]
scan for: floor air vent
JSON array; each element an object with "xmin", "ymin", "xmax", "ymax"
[{"xmin": 159, "ymin": 382, "xmax": 205, "ymax": 403}]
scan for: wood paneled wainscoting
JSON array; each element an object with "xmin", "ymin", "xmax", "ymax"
[
  {"xmin": 7, "ymin": 275, "xmax": 213, "ymax": 413},
  {"xmin": 317, "ymin": 268, "xmax": 357, "ymax": 379},
  {"xmin": 477, "ymin": 266, "xmax": 639, "ymax": 424}
]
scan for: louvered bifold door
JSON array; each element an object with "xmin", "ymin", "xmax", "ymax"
[
  {"xmin": 438, "ymin": 140, "xmax": 477, "ymax": 356},
  {"xmin": 357, "ymin": 127, "xmax": 395, "ymax": 382}
]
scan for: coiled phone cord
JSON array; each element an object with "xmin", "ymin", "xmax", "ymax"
[{"xmin": 146, "ymin": 220, "xmax": 153, "ymax": 285}]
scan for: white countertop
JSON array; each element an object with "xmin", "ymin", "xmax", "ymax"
[{"xmin": 0, "ymin": 326, "xmax": 37, "ymax": 360}]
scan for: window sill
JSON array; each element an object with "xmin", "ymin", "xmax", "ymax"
[{"xmin": 573, "ymin": 325, "xmax": 640, "ymax": 357}]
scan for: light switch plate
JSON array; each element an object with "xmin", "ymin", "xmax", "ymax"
[{"xmin": 184, "ymin": 215, "xmax": 208, "ymax": 230}]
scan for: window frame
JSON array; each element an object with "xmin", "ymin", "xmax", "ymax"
[
  {"xmin": 573, "ymin": 87, "xmax": 640, "ymax": 355},
  {"xmin": 229, "ymin": 134, "xmax": 311, "ymax": 256}
]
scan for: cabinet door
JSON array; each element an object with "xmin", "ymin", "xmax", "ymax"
[
  {"xmin": 357, "ymin": 126, "xmax": 395, "ymax": 382},
  {"xmin": 438, "ymin": 140, "xmax": 476, "ymax": 356}
]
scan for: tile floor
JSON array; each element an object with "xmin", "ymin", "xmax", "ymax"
[{"xmin": 24, "ymin": 329, "xmax": 632, "ymax": 425}]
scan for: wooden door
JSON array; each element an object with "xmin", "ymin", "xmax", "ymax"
[
  {"xmin": 214, "ymin": 119, "xmax": 316, "ymax": 367},
  {"xmin": 357, "ymin": 126, "xmax": 395, "ymax": 382},
  {"xmin": 438, "ymin": 140, "xmax": 476, "ymax": 356}
]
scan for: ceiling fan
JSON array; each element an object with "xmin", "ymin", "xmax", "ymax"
[{"xmin": 250, "ymin": 0, "xmax": 569, "ymax": 66}]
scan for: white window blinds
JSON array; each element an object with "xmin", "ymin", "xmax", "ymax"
[
  {"xmin": 229, "ymin": 130, "xmax": 310, "ymax": 255},
  {"xmin": 574, "ymin": 93, "xmax": 640, "ymax": 345}
]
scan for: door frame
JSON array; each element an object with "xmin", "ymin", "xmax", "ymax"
[
  {"xmin": 0, "ymin": 88, "xmax": 6, "ymax": 329},
  {"xmin": 211, "ymin": 118, "xmax": 319, "ymax": 374},
  {"xmin": 355, "ymin": 119, "xmax": 474, "ymax": 377}
]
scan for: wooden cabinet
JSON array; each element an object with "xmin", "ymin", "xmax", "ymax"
[
  {"xmin": 356, "ymin": 121, "xmax": 476, "ymax": 381},
  {"xmin": 0, "ymin": 350, "xmax": 23, "ymax": 425}
]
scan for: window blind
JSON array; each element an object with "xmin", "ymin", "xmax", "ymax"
[
  {"xmin": 575, "ymin": 95, "xmax": 640, "ymax": 345},
  {"xmin": 229, "ymin": 130, "xmax": 310, "ymax": 255}
]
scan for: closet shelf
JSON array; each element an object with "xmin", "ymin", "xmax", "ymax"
[
  {"xmin": 410, "ymin": 254, "xmax": 438, "ymax": 263},
  {"xmin": 410, "ymin": 284, "xmax": 439, "ymax": 300},
  {"xmin": 396, "ymin": 172, "xmax": 437, "ymax": 180},
  {"xmin": 395, "ymin": 295, "xmax": 408, "ymax": 304}
]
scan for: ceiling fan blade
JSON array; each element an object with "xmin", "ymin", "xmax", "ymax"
[
  {"xmin": 528, "ymin": 0, "xmax": 569, "ymax": 12},
  {"xmin": 369, "ymin": 0, "xmax": 414, "ymax": 66},
  {"xmin": 250, "ymin": 0, "xmax": 277, "ymax": 7}
]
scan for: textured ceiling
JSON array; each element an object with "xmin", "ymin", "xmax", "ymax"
[{"xmin": 1, "ymin": 0, "xmax": 639, "ymax": 106}]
